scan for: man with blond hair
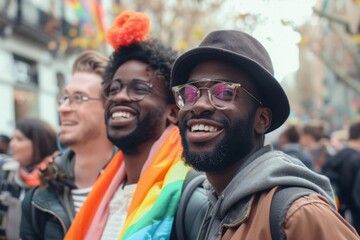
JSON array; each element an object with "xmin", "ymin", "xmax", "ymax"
[{"xmin": 20, "ymin": 50, "xmax": 117, "ymax": 239}]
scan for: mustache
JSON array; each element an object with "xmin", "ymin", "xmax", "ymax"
[{"xmin": 183, "ymin": 112, "xmax": 215, "ymax": 121}]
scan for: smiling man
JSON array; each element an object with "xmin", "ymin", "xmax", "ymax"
[
  {"xmin": 20, "ymin": 50, "xmax": 116, "ymax": 239},
  {"xmin": 65, "ymin": 10, "xmax": 206, "ymax": 240},
  {"xmin": 171, "ymin": 30, "xmax": 359, "ymax": 239}
]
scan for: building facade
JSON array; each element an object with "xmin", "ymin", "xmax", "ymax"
[{"xmin": 0, "ymin": 0, "xmax": 108, "ymax": 136}]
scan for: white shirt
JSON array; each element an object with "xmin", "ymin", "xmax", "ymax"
[{"xmin": 101, "ymin": 183, "xmax": 137, "ymax": 240}]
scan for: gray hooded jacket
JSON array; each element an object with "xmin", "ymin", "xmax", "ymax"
[{"xmin": 202, "ymin": 145, "xmax": 335, "ymax": 239}]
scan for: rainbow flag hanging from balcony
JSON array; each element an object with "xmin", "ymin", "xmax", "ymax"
[{"xmin": 65, "ymin": 0, "xmax": 106, "ymax": 46}]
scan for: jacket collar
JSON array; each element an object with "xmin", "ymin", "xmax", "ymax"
[{"xmin": 221, "ymin": 194, "xmax": 254, "ymax": 227}]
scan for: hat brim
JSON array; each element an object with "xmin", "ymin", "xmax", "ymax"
[{"xmin": 171, "ymin": 47, "xmax": 290, "ymax": 133}]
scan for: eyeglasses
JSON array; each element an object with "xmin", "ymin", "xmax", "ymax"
[
  {"xmin": 57, "ymin": 94, "xmax": 102, "ymax": 109},
  {"xmin": 102, "ymin": 79, "xmax": 153, "ymax": 102},
  {"xmin": 172, "ymin": 79, "xmax": 262, "ymax": 110}
]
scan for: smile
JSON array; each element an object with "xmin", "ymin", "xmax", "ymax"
[
  {"xmin": 190, "ymin": 124, "xmax": 218, "ymax": 132},
  {"xmin": 111, "ymin": 111, "xmax": 134, "ymax": 119}
]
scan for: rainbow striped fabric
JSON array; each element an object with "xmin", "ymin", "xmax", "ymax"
[
  {"xmin": 120, "ymin": 161, "xmax": 188, "ymax": 239},
  {"xmin": 65, "ymin": 126, "xmax": 189, "ymax": 239}
]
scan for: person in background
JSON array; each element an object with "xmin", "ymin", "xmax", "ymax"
[
  {"xmin": 0, "ymin": 134, "xmax": 11, "ymax": 155},
  {"xmin": 299, "ymin": 120, "xmax": 336, "ymax": 172},
  {"xmin": 0, "ymin": 118, "xmax": 58, "ymax": 240},
  {"xmin": 171, "ymin": 29, "xmax": 359, "ymax": 239},
  {"xmin": 323, "ymin": 118, "xmax": 360, "ymax": 233},
  {"xmin": 20, "ymin": 50, "xmax": 117, "ymax": 239},
  {"xmin": 278, "ymin": 124, "xmax": 314, "ymax": 170},
  {"xmin": 65, "ymin": 10, "xmax": 206, "ymax": 240},
  {"xmin": 0, "ymin": 134, "xmax": 12, "ymax": 167}
]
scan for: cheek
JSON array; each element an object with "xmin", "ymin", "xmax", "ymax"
[
  {"xmin": 177, "ymin": 110, "xmax": 187, "ymax": 123},
  {"xmin": 13, "ymin": 141, "xmax": 33, "ymax": 166},
  {"xmin": 104, "ymin": 99, "xmax": 112, "ymax": 112}
]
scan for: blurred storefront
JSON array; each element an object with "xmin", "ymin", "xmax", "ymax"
[{"xmin": 0, "ymin": 0, "xmax": 108, "ymax": 135}]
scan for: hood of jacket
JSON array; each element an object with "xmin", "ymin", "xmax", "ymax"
[
  {"xmin": 207, "ymin": 145, "xmax": 335, "ymax": 220},
  {"xmin": 39, "ymin": 148, "xmax": 76, "ymax": 191},
  {"xmin": 54, "ymin": 149, "xmax": 75, "ymax": 179}
]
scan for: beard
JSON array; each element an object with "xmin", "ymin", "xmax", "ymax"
[
  {"xmin": 179, "ymin": 112, "xmax": 255, "ymax": 173},
  {"xmin": 106, "ymin": 108, "xmax": 163, "ymax": 154}
]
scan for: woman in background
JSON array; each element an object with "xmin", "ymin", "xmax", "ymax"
[{"xmin": 0, "ymin": 118, "xmax": 58, "ymax": 239}]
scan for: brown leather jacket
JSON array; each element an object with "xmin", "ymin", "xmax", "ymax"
[{"xmin": 200, "ymin": 187, "xmax": 359, "ymax": 240}]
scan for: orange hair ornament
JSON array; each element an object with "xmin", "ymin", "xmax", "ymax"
[{"xmin": 106, "ymin": 10, "xmax": 151, "ymax": 51}]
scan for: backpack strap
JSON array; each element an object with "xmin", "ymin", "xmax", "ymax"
[
  {"xmin": 270, "ymin": 187, "xmax": 315, "ymax": 240},
  {"xmin": 174, "ymin": 169, "xmax": 207, "ymax": 240}
]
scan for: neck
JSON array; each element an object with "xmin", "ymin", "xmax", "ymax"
[
  {"xmin": 72, "ymin": 139, "xmax": 114, "ymax": 189},
  {"xmin": 123, "ymin": 142, "xmax": 153, "ymax": 185},
  {"xmin": 206, "ymin": 145, "xmax": 262, "ymax": 196},
  {"xmin": 206, "ymin": 160, "xmax": 243, "ymax": 196},
  {"xmin": 121, "ymin": 125, "xmax": 172, "ymax": 186}
]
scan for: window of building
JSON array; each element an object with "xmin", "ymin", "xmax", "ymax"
[
  {"xmin": 12, "ymin": 55, "xmax": 39, "ymax": 121},
  {"xmin": 56, "ymin": 72, "xmax": 65, "ymax": 94},
  {"xmin": 13, "ymin": 88, "xmax": 39, "ymax": 120}
]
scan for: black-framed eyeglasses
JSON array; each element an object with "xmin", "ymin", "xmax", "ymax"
[
  {"xmin": 57, "ymin": 94, "xmax": 102, "ymax": 110},
  {"xmin": 102, "ymin": 79, "xmax": 153, "ymax": 102},
  {"xmin": 172, "ymin": 79, "xmax": 262, "ymax": 110}
]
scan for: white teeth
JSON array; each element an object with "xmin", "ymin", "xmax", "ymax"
[
  {"xmin": 112, "ymin": 111, "xmax": 132, "ymax": 119},
  {"xmin": 191, "ymin": 124, "xmax": 218, "ymax": 132}
]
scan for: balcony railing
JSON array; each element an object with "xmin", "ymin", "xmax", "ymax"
[{"xmin": 0, "ymin": 0, "xmax": 81, "ymax": 56}]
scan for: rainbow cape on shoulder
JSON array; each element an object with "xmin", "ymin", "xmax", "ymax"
[{"xmin": 65, "ymin": 126, "xmax": 189, "ymax": 239}]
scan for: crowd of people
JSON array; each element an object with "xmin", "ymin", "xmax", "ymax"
[{"xmin": 0, "ymin": 9, "xmax": 359, "ymax": 240}]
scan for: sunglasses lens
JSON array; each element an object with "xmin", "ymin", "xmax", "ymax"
[
  {"xmin": 211, "ymin": 83, "xmax": 235, "ymax": 107},
  {"xmin": 176, "ymin": 85, "xmax": 198, "ymax": 108}
]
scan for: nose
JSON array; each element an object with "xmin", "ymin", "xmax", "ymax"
[
  {"xmin": 190, "ymin": 90, "xmax": 215, "ymax": 114},
  {"xmin": 111, "ymin": 87, "xmax": 131, "ymax": 102},
  {"xmin": 58, "ymin": 99, "xmax": 72, "ymax": 113}
]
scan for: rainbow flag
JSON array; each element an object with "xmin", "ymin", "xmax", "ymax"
[
  {"xmin": 65, "ymin": 0, "xmax": 106, "ymax": 43},
  {"xmin": 65, "ymin": 127, "xmax": 189, "ymax": 239}
]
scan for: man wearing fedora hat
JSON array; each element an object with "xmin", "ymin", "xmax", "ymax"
[{"xmin": 171, "ymin": 30, "xmax": 359, "ymax": 239}]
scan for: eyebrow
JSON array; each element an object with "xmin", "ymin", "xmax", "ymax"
[
  {"xmin": 63, "ymin": 90, "xmax": 89, "ymax": 96},
  {"xmin": 188, "ymin": 79, "xmax": 229, "ymax": 86},
  {"xmin": 112, "ymin": 78, "xmax": 151, "ymax": 83}
]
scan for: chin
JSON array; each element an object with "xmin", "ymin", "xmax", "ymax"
[{"xmin": 59, "ymin": 136, "xmax": 75, "ymax": 146}]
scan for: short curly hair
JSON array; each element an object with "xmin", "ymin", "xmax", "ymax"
[{"xmin": 103, "ymin": 39, "xmax": 178, "ymax": 104}]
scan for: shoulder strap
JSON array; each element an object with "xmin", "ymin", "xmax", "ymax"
[
  {"xmin": 174, "ymin": 169, "xmax": 207, "ymax": 240},
  {"xmin": 270, "ymin": 187, "xmax": 315, "ymax": 240}
]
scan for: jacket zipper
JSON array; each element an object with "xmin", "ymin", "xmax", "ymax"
[{"xmin": 32, "ymin": 201, "xmax": 67, "ymax": 234}]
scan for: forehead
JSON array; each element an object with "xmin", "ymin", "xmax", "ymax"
[
  {"xmin": 65, "ymin": 72, "xmax": 102, "ymax": 94},
  {"xmin": 13, "ymin": 129, "xmax": 28, "ymax": 139},
  {"xmin": 113, "ymin": 60, "xmax": 155, "ymax": 81},
  {"xmin": 188, "ymin": 60, "xmax": 253, "ymax": 88}
]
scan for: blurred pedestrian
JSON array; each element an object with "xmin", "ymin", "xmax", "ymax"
[
  {"xmin": 20, "ymin": 50, "xmax": 117, "ymax": 239},
  {"xmin": 0, "ymin": 134, "xmax": 10, "ymax": 155},
  {"xmin": 323, "ymin": 118, "xmax": 360, "ymax": 233},
  {"xmin": 278, "ymin": 124, "xmax": 314, "ymax": 170},
  {"xmin": 0, "ymin": 118, "xmax": 58, "ymax": 240},
  {"xmin": 171, "ymin": 29, "xmax": 359, "ymax": 239},
  {"xmin": 299, "ymin": 120, "xmax": 336, "ymax": 172},
  {"xmin": 65, "ymin": 10, "xmax": 206, "ymax": 240},
  {"xmin": 0, "ymin": 134, "xmax": 12, "ymax": 165}
]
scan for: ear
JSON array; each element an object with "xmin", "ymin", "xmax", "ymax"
[
  {"xmin": 166, "ymin": 104, "xmax": 179, "ymax": 125},
  {"xmin": 254, "ymin": 107, "xmax": 272, "ymax": 134}
]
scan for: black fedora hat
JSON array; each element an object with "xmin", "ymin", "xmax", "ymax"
[{"xmin": 171, "ymin": 30, "xmax": 290, "ymax": 133}]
